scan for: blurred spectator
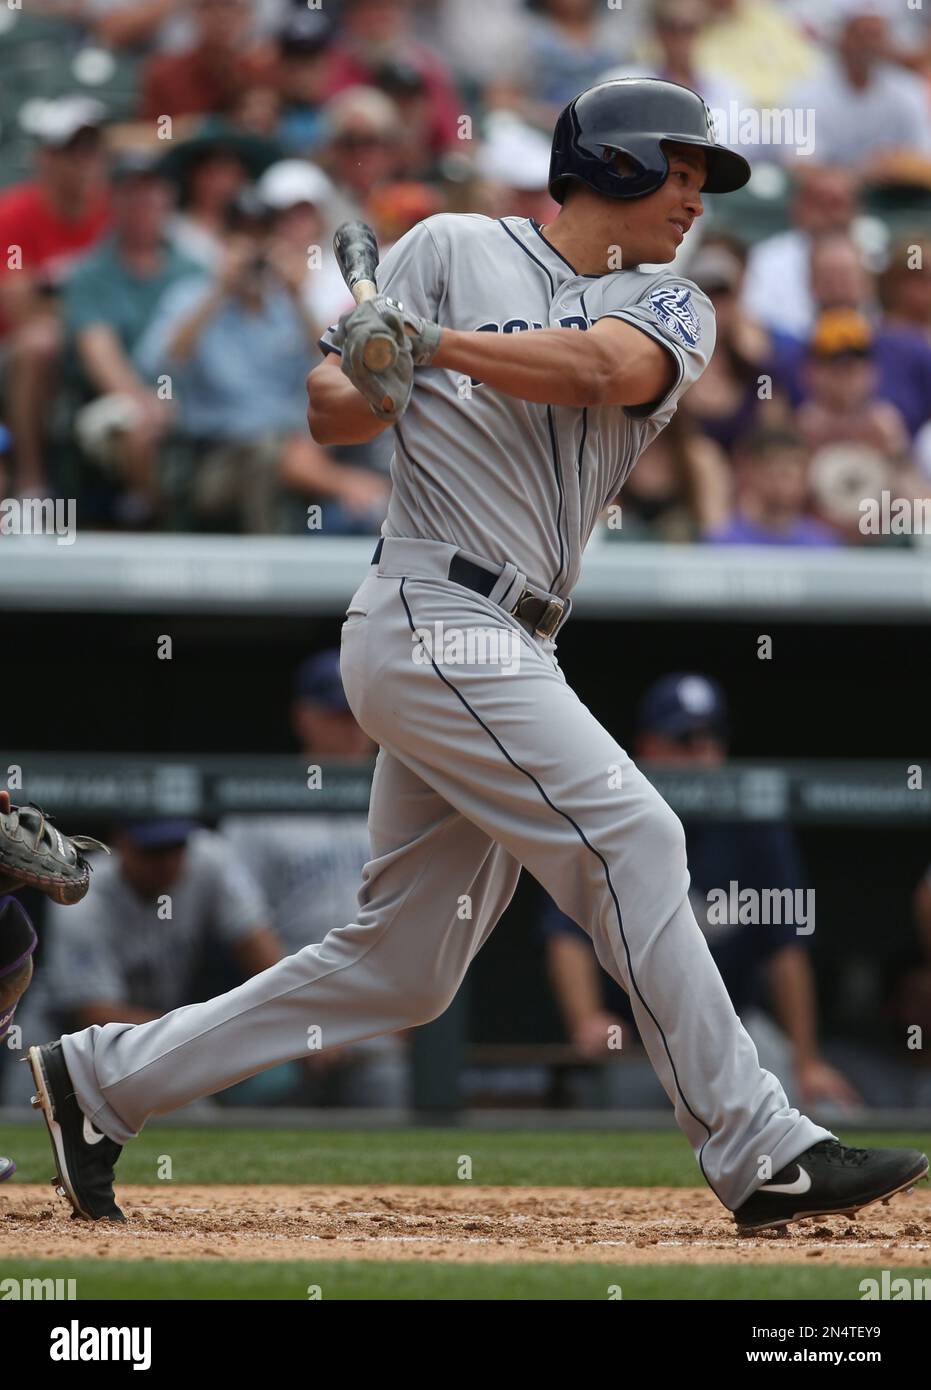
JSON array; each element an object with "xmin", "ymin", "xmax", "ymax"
[
  {"xmin": 542, "ymin": 673, "xmax": 859, "ymax": 1111},
  {"xmin": 320, "ymin": 0, "xmax": 462, "ymax": 160},
  {"xmin": 774, "ymin": 234, "xmax": 931, "ymax": 441},
  {"xmin": 85, "ymin": 0, "xmax": 286, "ymax": 54},
  {"xmin": 517, "ymin": 0, "xmax": 633, "ymax": 118},
  {"xmin": 318, "ymin": 87, "xmax": 406, "ymax": 220},
  {"xmin": 275, "ymin": 8, "xmax": 335, "ymax": 156},
  {"xmin": 436, "ymin": 0, "xmax": 536, "ymax": 90},
  {"xmin": 603, "ymin": 408, "xmax": 732, "ymax": 541},
  {"xmin": 475, "ymin": 112, "xmax": 558, "ymax": 223},
  {"xmin": 0, "ymin": 97, "xmax": 111, "ymax": 494},
  {"xmin": 682, "ymin": 238, "xmax": 787, "ymax": 456},
  {"xmin": 797, "ymin": 309, "xmax": 910, "ymax": 466},
  {"xmin": 222, "ymin": 650, "xmax": 410, "ymax": 1109},
  {"xmin": 786, "ymin": 3, "xmax": 931, "ymax": 179},
  {"xmin": 141, "ymin": 0, "xmax": 279, "ymax": 122},
  {"xmin": 878, "ymin": 235, "xmax": 931, "ymax": 346},
  {"xmin": 602, "ymin": 0, "xmax": 748, "ymax": 137},
  {"xmin": 706, "ymin": 423, "xmax": 841, "ymax": 545},
  {"xmin": 694, "ymin": 0, "xmax": 819, "ymax": 107},
  {"xmin": 0, "ymin": 424, "xmax": 12, "ymax": 497},
  {"xmin": 255, "ymin": 159, "xmax": 354, "ymax": 328},
  {"xmin": 63, "ymin": 151, "xmax": 200, "ymax": 527},
  {"xmin": 44, "ymin": 820, "xmax": 281, "ymax": 1031},
  {"xmin": 134, "ymin": 193, "xmax": 387, "ymax": 533},
  {"xmin": 366, "ymin": 180, "xmax": 445, "ymax": 249},
  {"xmin": 159, "ymin": 123, "xmax": 277, "ymax": 271},
  {"xmin": 741, "ymin": 165, "xmax": 859, "ymax": 340}
]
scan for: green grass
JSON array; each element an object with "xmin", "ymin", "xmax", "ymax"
[
  {"xmin": 1, "ymin": 1259, "xmax": 925, "ymax": 1300},
  {"xmin": 3, "ymin": 1125, "xmax": 928, "ymax": 1188}
]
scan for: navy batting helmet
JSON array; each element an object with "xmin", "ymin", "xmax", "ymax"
[{"xmin": 548, "ymin": 78, "xmax": 751, "ymax": 205}]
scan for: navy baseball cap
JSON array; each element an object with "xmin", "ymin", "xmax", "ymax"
[
  {"xmin": 119, "ymin": 819, "xmax": 197, "ymax": 849},
  {"xmin": 637, "ymin": 673, "xmax": 728, "ymax": 739},
  {"xmin": 294, "ymin": 649, "xmax": 350, "ymax": 712}
]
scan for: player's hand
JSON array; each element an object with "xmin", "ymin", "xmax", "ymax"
[
  {"xmin": 796, "ymin": 1057, "xmax": 862, "ymax": 1108},
  {"xmin": 334, "ymin": 301, "xmax": 414, "ymax": 422},
  {"xmin": 0, "ymin": 793, "xmax": 9, "ymax": 815},
  {"xmin": 369, "ymin": 295, "xmax": 442, "ymax": 367}
]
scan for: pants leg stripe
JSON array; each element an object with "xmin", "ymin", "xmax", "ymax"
[{"xmin": 398, "ymin": 579, "xmax": 719, "ymax": 1199}]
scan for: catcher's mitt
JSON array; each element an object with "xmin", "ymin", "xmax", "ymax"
[{"xmin": 0, "ymin": 800, "xmax": 109, "ymax": 905}]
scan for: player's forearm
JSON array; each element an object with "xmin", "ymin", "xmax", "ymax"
[
  {"xmin": 432, "ymin": 326, "xmax": 615, "ymax": 407},
  {"xmin": 306, "ymin": 358, "xmax": 393, "ymax": 444}
]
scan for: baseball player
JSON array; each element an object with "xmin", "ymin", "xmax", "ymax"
[{"xmin": 28, "ymin": 80, "xmax": 927, "ymax": 1229}]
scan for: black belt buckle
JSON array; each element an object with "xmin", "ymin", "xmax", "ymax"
[{"xmin": 514, "ymin": 589, "xmax": 565, "ymax": 640}]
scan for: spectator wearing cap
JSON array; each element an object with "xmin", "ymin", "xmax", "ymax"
[
  {"xmin": 785, "ymin": 3, "xmax": 931, "ymax": 179},
  {"xmin": 541, "ymin": 673, "xmax": 859, "ymax": 1112},
  {"xmin": 683, "ymin": 237, "xmax": 789, "ymax": 458},
  {"xmin": 475, "ymin": 113, "xmax": 558, "ymax": 223},
  {"xmin": 276, "ymin": 9, "xmax": 335, "ymax": 156},
  {"xmin": 134, "ymin": 194, "xmax": 388, "ymax": 534},
  {"xmin": 0, "ymin": 97, "xmax": 111, "ymax": 495},
  {"xmin": 797, "ymin": 308, "xmax": 910, "ymax": 466},
  {"xmin": 141, "ymin": 0, "xmax": 279, "ymax": 122},
  {"xmin": 43, "ymin": 820, "xmax": 283, "ymax": 1036},
  {"xmin": 320, "ymin": 0, "xmax": 462, "ymax": 160},
  {"xmin": 319, "ymin": 87, "xmax": 406, "ymax": 221},
  {"xmin": 706, "ymin": 423, "xmax": 842, "ymax": 546},
  {"xmin": 694, "ymin": 0, "xmax": 819, "ymax": 108},
  {"xmin": 770, "ymin": 237, "xmax": 931, "ymax": 442},
  {"xmin": 602, "ymin": 404, "xmax": 731, "ymax": 542},
  {"xmin": 62, "ymin": 152, "xmax": 201, "ymax": 527},
  {"xmin": 159, "ymin": 123, "xmax": 279, "ymax": 272},
  {"xmin": 255, "ymin": 160, "xmax": 354, "ymax": 330},
  {"xmin": 221, "ymin": 652, "xmax": 410, "ymax": 1109}
]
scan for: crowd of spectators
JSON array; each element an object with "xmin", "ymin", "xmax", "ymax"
[{"xmin": 1, "ymin": 0, "xmax": 931, "ymax": 545}]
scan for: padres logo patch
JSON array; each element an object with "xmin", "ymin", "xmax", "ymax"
[{"xmin": 647, "ymin": 285, "xmax": 701, "ymax": 348}]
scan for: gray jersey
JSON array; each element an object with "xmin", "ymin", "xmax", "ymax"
[{"xmin": 321, "ymin": 213, "xmax": 715, "ymax": 597}]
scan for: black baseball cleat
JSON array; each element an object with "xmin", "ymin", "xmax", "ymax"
[
  {"xmin": 734, "ymin": 1139, "xmax": 929, "ymax": 1231},
  {"xmin": 27, "ymin": 1041, "xmax": 125, "ymax": 1222}
]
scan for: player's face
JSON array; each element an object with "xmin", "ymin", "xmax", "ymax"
[
  {"xmin": 649, "ymin": 145, "xmax": 706, "ymax": 261},
  {"xmin": 605, "ymin": 144, "xmax": 706, "ymax": 265}
]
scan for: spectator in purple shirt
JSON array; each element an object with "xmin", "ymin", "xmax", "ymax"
[{"xmin": 706, "ymin": 424, "xmax": 841, "ymax": 547}]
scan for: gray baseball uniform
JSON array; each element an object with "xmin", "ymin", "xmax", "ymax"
[{"xmin": 59, "ymin": 213, "xmax": 832, "ymax": 1210}]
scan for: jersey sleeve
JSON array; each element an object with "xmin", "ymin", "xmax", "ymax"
[
  {"xmin": 595, "ymin": 276, "xmax": 716, "ymax": 419},
  {"xmin": 318, "ymin": 217, "xmax": 447, "ymax": 357}
]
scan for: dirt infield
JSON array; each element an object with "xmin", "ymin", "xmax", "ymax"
[{"xmin": 2, "ymin": 1184, "xmax": 930, "ymax": 1264}]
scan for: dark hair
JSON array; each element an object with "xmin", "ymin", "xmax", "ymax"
[{"xmin": 734, "ymin": 423, "xmax": 805, "ymax": 460}]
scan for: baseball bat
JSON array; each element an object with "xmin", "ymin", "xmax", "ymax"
[{"xmin": 333, "ymin": 220, "xmax": 397, "ymax": 373}]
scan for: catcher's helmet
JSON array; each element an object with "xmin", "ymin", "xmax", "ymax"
[{"xmin": 548, "ymin": 78, "xmax": 751, "ymax": 204}]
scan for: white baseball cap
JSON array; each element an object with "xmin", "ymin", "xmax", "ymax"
[
  {"xmin": 477, "ymin": 113, "xmax": 553, "ymax": 192},
  {"xmin": 22, "ymin": 95, "xmax": 107, "ymax": 147},
  {"xmin": 256, "ymin": 159, "xmax": 335, "ymax": 210}
]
